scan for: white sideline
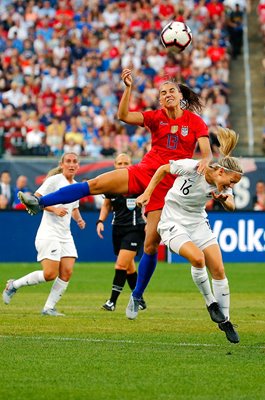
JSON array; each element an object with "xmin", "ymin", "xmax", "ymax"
[{"xmin": 0, "ymin": 335, "xmax": 264, "ymax": 349}]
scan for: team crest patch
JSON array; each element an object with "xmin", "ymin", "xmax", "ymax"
[
  {"xmin": 181, "ymin": 126, "xmax": 189, "ymax": 136},
  {"xmin": 126, "ymin": 198, "xmax": 136, "ymax": 210},
  {"xmin": 170, "ymin": 125, "xmax": 178, "ymax": 134}
]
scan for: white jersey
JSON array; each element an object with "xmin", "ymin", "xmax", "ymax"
[
  {"xmin": 35, "ymin": 174, "xmax": 79, "ymax": 242},
  {"xmin": 159, "ymin": 159, "xmax": 233, "ymax": 229}
]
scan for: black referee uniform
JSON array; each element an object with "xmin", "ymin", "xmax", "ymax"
[{"xmin": 106, "ymin": 194, "xmax": 146, "ymax": 256}]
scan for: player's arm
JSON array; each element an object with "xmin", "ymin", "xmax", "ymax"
[
  {"xmin": 96, "ymin": 198, "xmax": 112, "ymax": 239},
  {"xmin": 211, "ymin": 192, "xmax": 235, "ymax": 212},
  {"xmin": 72, "ymin": 208, "xmax": 86, "ymax": 229},
  {"xmin": 117, "ymin": 69, "xmax": 144, "ymax": 126},
  {"xmin": 197, "ymin": 136, "xmax": 212, "ymax": 174},
  {"xmin": 34, "ymin": 191, "xmax": 68, "ymax": 216},
  {"xmin": 136, "ymin": 164, "xmax": 170, "ymax": 208}
]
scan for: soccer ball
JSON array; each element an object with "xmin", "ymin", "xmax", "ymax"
[{"xmin": 160, "ymin": 21, "xmax": 192, "ymax": 53}]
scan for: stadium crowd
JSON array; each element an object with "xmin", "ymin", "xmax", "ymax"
[{"xmin": 0, "ymin": 0, "xmax": 247, "ymax": 160}]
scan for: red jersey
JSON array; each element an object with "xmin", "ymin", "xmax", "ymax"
[{"xmin": 128, "ymin": 109, "xmax": 208, "ymax": 213}]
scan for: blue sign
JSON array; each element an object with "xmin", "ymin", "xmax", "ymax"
[{"xmin": 169, "ymin": 211, "xmax": 265, "ymax": 263}]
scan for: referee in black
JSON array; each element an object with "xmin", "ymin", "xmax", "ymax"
[{"xmin": 96, "ymin": 153, "xmax": 146, "ymax": 311}]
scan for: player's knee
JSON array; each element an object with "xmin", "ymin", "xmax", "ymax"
[
  {"xmin": 211, "ymin": 267, "xmax": 225, "ymax": 280},
  {"xmin": 144, "ymin": 241, "xmax": 159, "ymax": 254},
  {"xmin": 59, "ymin": 270, "xmax": 72, "ymax": 281},
  {"xmin": 115, "ymin": 263, "xmax": 127, "ymax": 271},
  {"xmin": 44, "ymin": 270, "xmax": 57, "ymax": 281},
  {"xmin": 88, "ymin": 177, "xmax": 101, "ymax": 193},
  {"xmin": 191, "ymin": 253, "xmax": 205, "ymax": 268}
]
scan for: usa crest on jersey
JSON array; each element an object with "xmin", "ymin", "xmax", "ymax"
[
  {"xmin": 170, "ymin": 125, "xmax": 178, "ymax": 134},
  {"xmin": 181, "ymin": 126, "xmax": 189, "ymax": 136},
  {"xmin": 126, "ymin": 198, "xmax": 136, "ymax": 210}
]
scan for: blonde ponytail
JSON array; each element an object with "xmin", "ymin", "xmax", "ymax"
[{"xmin": 212, "ymin": 127, "xmax": 243, "ymax": 174}]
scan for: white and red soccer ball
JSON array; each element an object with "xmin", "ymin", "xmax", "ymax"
[{"xmin": 160, "ymin": 21, "xmax": 192, "ymax": 53}]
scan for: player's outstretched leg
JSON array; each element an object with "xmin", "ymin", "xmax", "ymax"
[
  {"xmin": 218, "ymin": 320, "xmax": 240, "ymax": 343},
  {"xmin": 18, "ymin": 182, "xmax": 90, "ymax": 215}
]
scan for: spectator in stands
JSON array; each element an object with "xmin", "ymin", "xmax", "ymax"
[
  {"xmin": 46, "ymin": 116, "xmax": 66, "ymax": 156},
  {"xmin": 252, "ymin": 180, "xmax": 265, "ymax": 210},
  {"xmin": 0, "ymin": 170, "xmax": 14, "ymax": 209},
  {"xmin": 0, "ymin": 194, "xmax": 8, "ymax": 209},
  {"xmin": 12, "ymin": 175, "xmax": 30, "ymax": 209},
  {"xmin": 227, "ymin": 3, "xmax": 244, "ymax": 59},
  {"xmin": 25, "ymin": 121, "xmax": 45, "ymax": 153},
  {"xmin": 0, "ymin": 0, "xmax": 233, "ymax": 159}
]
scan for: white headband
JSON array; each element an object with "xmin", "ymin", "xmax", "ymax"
[{"xmin": 215, "ymin": 163, "xmax": 243, "ymax": 175}]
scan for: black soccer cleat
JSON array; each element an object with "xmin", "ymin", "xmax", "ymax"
[
  {"xmin": 102, "ymin": 300, "xmax": 115, "ymax": 311},
  {"xmin": 218, "ymin": 320, "xmax": 240, "ymax": 344},
  {"xmin": 207, "ymin": 302, "xmax": 226, "ymax": 323},
  {"xmin": 138, "ymin": 296, "xmax": 147, "ymax": 311}
]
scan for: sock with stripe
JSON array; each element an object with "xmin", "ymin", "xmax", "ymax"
[{"xmin": 110, "ymin": 269, "xmax": 127, "ymax": 304}]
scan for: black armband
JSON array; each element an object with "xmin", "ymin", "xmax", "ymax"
[{"xmin": 96, "ymin": 219, "xmax": 104, "ymax": 226}]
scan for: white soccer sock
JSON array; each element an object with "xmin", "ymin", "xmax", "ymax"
[
  {"xmin": 13, "ymin": 271, "xmax": 46, "ymax": 289},
  {"xmin": 191, "ymin": 266, "xmax": 216, "ymax": 306},
  {"xmin": 43, "ymin": 277, "xmax": 69, "ymax": 310},
  {"xmin": 212, "ymin": 278, "xmax": 230, "ymax": 320}
]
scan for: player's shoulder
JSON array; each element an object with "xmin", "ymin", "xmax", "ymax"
[
  {"xmin": 170, "ymin": 158, "xmax": 199, "ymax": 174},
  {"xmin": 46, "ymin": 173, "xmax": 63, "ymax": 182},
  {"xmin": 143, "ymin": 108, "xmax": 165, "ymax": 120},
  {"xmin": 184, "ymin": 110, "xmax": 204, "ymax": 122}
]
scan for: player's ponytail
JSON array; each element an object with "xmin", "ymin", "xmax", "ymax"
[
  {"xmin": 178, "ymin": 84, "xmax": 203, "ymax": 114},
  {"xmin": 212, "ymin": 127, "xmax": 243, "ymax": 175}
]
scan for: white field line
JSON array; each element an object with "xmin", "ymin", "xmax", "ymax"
[{"xmin": 0, "ymin": 335, "xmax": 264, "ymax": 349}]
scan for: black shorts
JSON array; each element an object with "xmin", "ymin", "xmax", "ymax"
[{"xmin": 112, "ymin": 224, "xmax": 145, "ymax": 255}]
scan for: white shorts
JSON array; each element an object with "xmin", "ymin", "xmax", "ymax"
[
  {"xmin": 158, "ymin": 219, "xmax": 217, "ymax": 254},
  {"xmin": 35, "ymin": 239, "xmax": 78, "ymax": 262}
]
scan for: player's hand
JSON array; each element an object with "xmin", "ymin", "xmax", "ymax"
[
  {"xmin": 121, "ymin": 68, "xmax": 133, "ymax": 87},
  {"xmin": 54, "ymin": 207, "xmax": 68, "ymax": 217},
  {"xmin": 211, "ymin": 191, "xmax": 228, "ymax": 203},
  {"xmin": 77, "ymin": 218, "xmax": 86, "ymax": 229},
  {"xmin": 96, "ymin": 221, "xmax": 104, "ymax": 239},
  {"xmin": 197, "ymin": 158, "xmax": 210, "ymax": 175},
  {"xmin": 136, "ymin": 193, "xmax": 150, "ymax": 208}
]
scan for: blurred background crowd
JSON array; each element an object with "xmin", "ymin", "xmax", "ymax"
[{"xmin": 0, "ymin": 0, "xmax": 250, "ymax": 159}]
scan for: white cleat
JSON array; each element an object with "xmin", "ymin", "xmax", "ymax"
[
  {"xmin": 3, "ymin": 279, "xmax": 17, "ymax": 305},
  {"xmin": 41, "ymin": 308, "xmax": 65, "ymax": 317},
  {"xmin": 126, "ymin": 294, "xmax": 140, "ymax": 320}
]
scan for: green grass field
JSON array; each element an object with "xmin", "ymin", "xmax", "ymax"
[{"xmin": 0, "ymin": 262, "xmax": 265, "ymax": 400}]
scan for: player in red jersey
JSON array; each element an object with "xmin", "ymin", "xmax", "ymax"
[{"xmin": 19, "ymin": 68, "xmax": 212, "ymax": 317}]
